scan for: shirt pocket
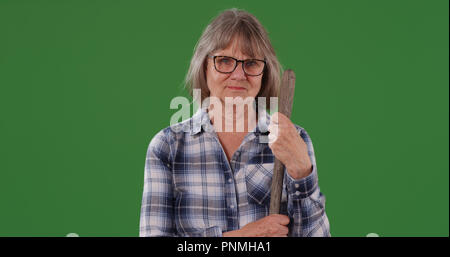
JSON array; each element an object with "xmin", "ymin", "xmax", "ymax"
[{"xmin": 244, "ymin": 163, "xmax": 273, "ymax": 206}]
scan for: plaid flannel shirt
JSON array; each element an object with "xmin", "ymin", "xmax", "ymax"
[{"xmin": 139, "ymin": 108, "xmax": 330, "ymax": 237}]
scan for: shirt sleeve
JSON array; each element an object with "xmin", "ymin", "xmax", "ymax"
[
  {"xmin": 139, "ymin": 129, "xmax": 176, "ymax": 237},
  {"xmin": 284, "ymin": 127, "xmax": 331, "ymax": 237}
]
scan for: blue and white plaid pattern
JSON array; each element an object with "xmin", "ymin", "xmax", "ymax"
[{"xmin": 139, "ymin": 108, "xmax": 330, "ymax": 237}]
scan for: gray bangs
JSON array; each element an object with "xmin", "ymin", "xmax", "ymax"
[{"xmin": 212, "ymin": 20, "xmax": 267, "ymax": 59}]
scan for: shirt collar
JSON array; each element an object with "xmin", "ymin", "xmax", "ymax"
[{"xmin": 189, "ymin": 107, "xmax": 271, "ymax": 136}]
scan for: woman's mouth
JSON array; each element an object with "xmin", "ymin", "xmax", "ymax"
[{"xmin": 227, "ymin": 86, "xmax": 246, "ymax": 90}]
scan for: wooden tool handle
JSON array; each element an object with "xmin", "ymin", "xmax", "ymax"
[{"xmin": 269, "ymin": 69, "xmax": 296, "ymax": 215}]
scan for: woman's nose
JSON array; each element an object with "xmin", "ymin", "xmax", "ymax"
[{"xmin": 230, "ymin": 62, "xmax": 247, "ymax": 80}]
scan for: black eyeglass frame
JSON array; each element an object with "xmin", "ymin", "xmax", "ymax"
[{"xmin": 208, "ymin": 55, "xmax": 266, "ymax": 76}]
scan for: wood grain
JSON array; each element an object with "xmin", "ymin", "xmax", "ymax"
[{"xmin": 269, "ymin": 69, "xmax": 296, "ymax": 215}]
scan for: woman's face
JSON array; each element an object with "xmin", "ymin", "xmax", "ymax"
[{"xmin": 205, "ymin": 39, "xmax": 264, "ymax": 104}]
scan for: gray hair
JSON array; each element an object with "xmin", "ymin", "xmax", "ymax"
[{"xmin": 185, "ymin": 8, "xmax": 282, "ymax": 105}]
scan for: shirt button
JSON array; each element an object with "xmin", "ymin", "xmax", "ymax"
[
  {"xmin": 295, "ymin": 191, "xmax": 301, "ymax": 196},
  {"xmin": 230, "ymin": 205, "xmax": 234, "ymax": 209},
  {"xmin": 228, "ymin": 178, "xmax": 233, "ymax": 183},
  {"xmin": 295, "ymin": 183, "xmax": 299, "ymax": 189}
]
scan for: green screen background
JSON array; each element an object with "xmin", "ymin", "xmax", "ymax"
[{"xmin": 0, "ymin": 0, "xmax": 448, "ymax": 237}]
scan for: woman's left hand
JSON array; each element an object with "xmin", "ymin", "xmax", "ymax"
[{"xmin": 268, "ymin": 112, "xmax": 312, "ymax": 180}]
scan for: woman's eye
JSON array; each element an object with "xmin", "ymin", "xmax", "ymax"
[
  {"xmin": 219, "ymin": 58, "xmax": 232, "ymax": 64},
  {"xmin": 245, "ymin": 61, "xmax": 256, "ymax": 67}
]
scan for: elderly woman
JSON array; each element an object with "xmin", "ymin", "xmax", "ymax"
[{"xmin": 140, "ymin": 8, "xmax": 330, "ymax": 237}]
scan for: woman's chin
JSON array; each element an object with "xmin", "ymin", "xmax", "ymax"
[{"xmin": 223, "ymin": 92, "xmax": 253, "ymax": 100}]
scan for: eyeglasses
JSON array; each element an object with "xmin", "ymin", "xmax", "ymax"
[{"xmin": 208, "ymin": 55, "xmax": 266, "ymax": 76}]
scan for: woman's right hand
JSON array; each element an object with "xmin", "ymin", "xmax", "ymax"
[{"xmin": 222, "ymin": 214, "xmax": 290, "ymax": 237}]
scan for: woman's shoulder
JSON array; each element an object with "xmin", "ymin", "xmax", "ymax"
[{"xmin": 148, "ymin": 115, "xmax": 196, "ymax": 148}]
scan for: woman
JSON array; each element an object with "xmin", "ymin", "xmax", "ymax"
[{"xmin": 140, "ymin": 8, "xmax": 330, "ymax": 237}]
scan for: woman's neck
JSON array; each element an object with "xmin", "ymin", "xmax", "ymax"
[{"xmin": 208, "ymin": 101, "xmax": 257, "ymax": 133}]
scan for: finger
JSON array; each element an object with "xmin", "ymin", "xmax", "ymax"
[
  {"xmin": 270, "ymin": 118, "xmax": 289, "ymax": 130},
  {"xmin": 267, "ymin": 125, "xmax": 279, "ymax": 144},
  {"xmin": 271, "ymin": 214, "xmax": 290, "ymax": 225},
  {"xmin": 267, "ymin": 122, "xmax": 278, "ymax": 132},
  {"xmin": 268, "ymin": 132, "xmax": 277, "ymax": 144},
  {"xmin": 270, "ymin": 112, "xmax": 279, "ymax": 124},
  {"xmin": 270, "ymin": 225, "xmax": 288, "ymax": 237},
  {"xmin": 270, "ymin": 232, "xmax": 288, "ymax": 237},
  {"xmin": 276, "ymin": 224, "xmax": 289, "ymax": 235}
]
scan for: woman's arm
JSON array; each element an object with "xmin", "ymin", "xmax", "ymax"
[
  {"xmin": 285, "ymin": 166, "xmax": 330, "ymax": 236},
  {"xmin": 285, "ymin": 128, "xmax": 331, "ymax": 237},
  {"xmin": 139, "ymin": 130, "xmax": 176, "ymax": 237}
]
